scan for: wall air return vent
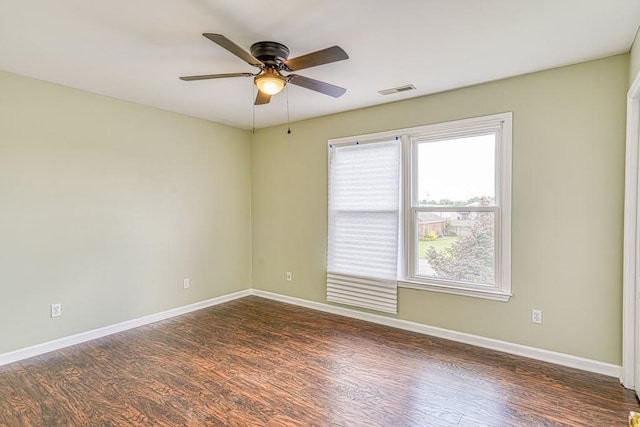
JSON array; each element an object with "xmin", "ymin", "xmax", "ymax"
[{"xmin": 378, "ymin": 84, "xmax": 416, "ymax": 96}]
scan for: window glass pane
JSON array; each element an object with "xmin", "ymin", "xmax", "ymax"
[
  {"xmin": 417, "ymin": 135, "xmax": 495, "ymax": 207},
  {"xmin": 417, "ymin": 211, "xmax": 495, "ymax": 285}
]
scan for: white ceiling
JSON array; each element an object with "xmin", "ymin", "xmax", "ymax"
[{"xmin": 1, "ymin": 1, "xmax": 639, "ymax": 130}]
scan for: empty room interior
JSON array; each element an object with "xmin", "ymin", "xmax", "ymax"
[{"xmin": 3, "ymin": 1, "xmax": 640, "ymax": 425}]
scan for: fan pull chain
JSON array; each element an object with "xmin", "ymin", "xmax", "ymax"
[
  {"xmin": 286, "ymin": 85, "xmax": 291, "ymax": 134},
  {"xmin": 252, "ymin": 85, "xmax": 256, "ymax": 134}
]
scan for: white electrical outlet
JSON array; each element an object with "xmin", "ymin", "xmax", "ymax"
[
  {"xmin": 183, "ymin": 278, "xmax": 190, "ymax": 289},
  {"xmin": 286, "ymin": 272, "xmax": 292, "ymax": 282},
  {"xmin": 51, "ymin": 303, "xmax": 62, "ymax": 318},
  {"xmin": 531, "ymin": 309, "xmax": 542, "ymax": 324}
]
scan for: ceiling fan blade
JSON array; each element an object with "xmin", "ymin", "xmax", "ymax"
[
  {"xmin": 255, "ymin": 91, "xmax": 271, "ymax": 105},
  {"xmin": 180, "ymin": 72, "xmax": 254, "ymax": 81},
  {"xmin": 287, "ymin": 74, "xmax": 346, "ymax": 98},
  {"xmin": 203, "ymin": 33, "xmax": 263, "ymax": 67},
  {"xmin": 284, "ymin": 46, "xmax": 348, "ymax": 71}
]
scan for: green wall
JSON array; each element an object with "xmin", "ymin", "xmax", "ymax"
[
  {"xmin": 0, "ymin": 71, "xmax": 252, "ymax": 354},
  {"xmin": 1, "ymin": 53, "xmax": 632, "ymax": 365},
  {"xmin": 251, "ymin": 55, "xmax": 629, "ymax": 364}
]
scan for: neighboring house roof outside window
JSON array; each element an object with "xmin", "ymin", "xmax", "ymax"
[{"xmin": 418, "ymin": 212, "xmax": 446, "ymax": 224}]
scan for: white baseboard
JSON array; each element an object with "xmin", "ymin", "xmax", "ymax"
[
  {"xmin": 0, "ymin": 288, "xmax": 622, "ymax": 380},
  {"xmin": 0, "ymin": 290, "xmax": 251, "ymax": 367},
  {"xmin": 251, "ymin": 289, "xmax": 622, "ymax": 379}
]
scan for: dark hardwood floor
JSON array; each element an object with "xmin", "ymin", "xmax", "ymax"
[{"xmin": 0, "ymin": 296, "xmax": 637, "ymax": 426}]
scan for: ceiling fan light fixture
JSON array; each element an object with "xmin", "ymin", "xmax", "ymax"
[
  {"xmin": 180, "ymin": 34, "xmax": 348, "ymax": 105},
  {"xmin": 255, "ymin": 69, "xmax": 286, "ymax": 95}
]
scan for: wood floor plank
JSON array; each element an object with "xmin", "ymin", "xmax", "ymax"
[
  {"xmin": 66, "ymin": 340, "xmax": 224, "ymax": 425},
  {"xmin": 0, "ymin": 296, "xmax": 638, "ymax": 426},
  {"xmin": 1, "ymin": 360, "xmax": 82, "ymax": 426},
  {"xmin": 0, "ymin": 371, "xmax": 39, "ymax": 427}
]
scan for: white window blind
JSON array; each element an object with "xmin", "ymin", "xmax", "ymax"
[{"xmin": 327, "ymin": 139, "xmax": 400, "ymax": 313}]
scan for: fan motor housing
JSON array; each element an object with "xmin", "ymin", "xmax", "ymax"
[{"xmin": 250, "ymin": 41, "xmax": 290, "ymax": 65}]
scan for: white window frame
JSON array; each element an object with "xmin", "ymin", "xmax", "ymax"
[
  {"xmin": 327, "ymin": 112, "xmax": 512, "ymax": 302},
  {"xmin": 400, "ymin": 113, "xmax": 512, "ymax": 301}
]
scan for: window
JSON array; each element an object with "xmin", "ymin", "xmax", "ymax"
[
  {"xmin": 326, "ymin": 139, "xmax": 401, "ymax": 313},
  {"xmin": 404, "ymin": 113, "xmax": 512, "ymax": 301},
  {"xmin": 327, "ymin": 112, "xmax": 512, "ymax": 308}
]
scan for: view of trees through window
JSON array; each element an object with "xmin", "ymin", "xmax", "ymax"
[
  {"xmin": 415, "ymin": 135, "xmax": 496, "ymax": 285},
  {"xmin": 417, "ymin": 203, "xmax": 495, "ymax": 285}
]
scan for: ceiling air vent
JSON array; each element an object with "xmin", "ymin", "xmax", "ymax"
[{"xmin": 378, "ymin": 84, "xmax": 416, "ymax": 96}]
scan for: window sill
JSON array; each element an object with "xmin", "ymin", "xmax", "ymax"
[{"xmin": 398, "ymin": 280, "xmax": 512, "ymax": 302}]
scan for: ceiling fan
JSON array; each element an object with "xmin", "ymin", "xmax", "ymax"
[{"xmin": 180, "ymin": 33, "xmax": 349, "ymax": 105}]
